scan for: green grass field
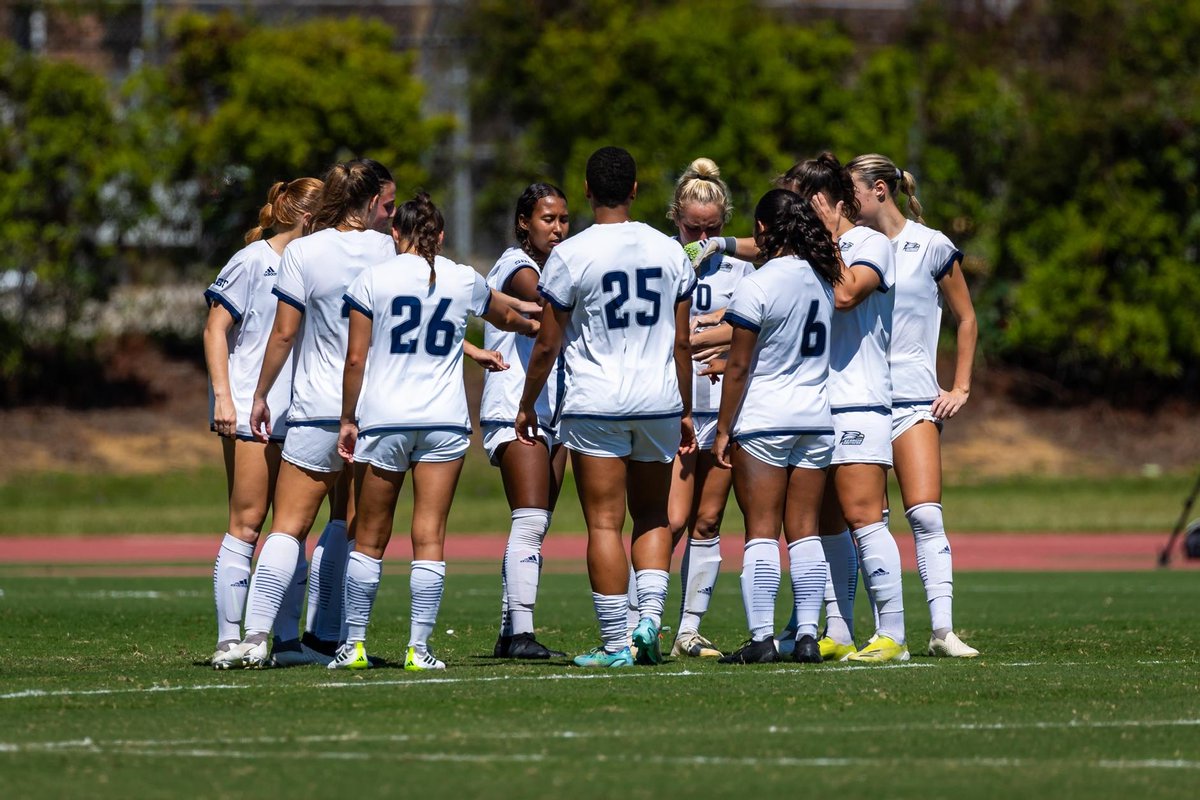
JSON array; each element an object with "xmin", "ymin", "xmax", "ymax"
[
  {"xmin": 0, "ymin": 464, "xmax": 1193, "ymax": 534},
  {"xmin": 1, "ymin": 570, "xmax": 1197, "ymax": 798}
]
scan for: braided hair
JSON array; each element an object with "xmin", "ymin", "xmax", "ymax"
[
  {"xmin": 753, "ymin": 189, "xmax": 842, "ymax": 285},
  {"xmin": 393, "ymin": 191, "xmax": 444, "ymax": 287}
]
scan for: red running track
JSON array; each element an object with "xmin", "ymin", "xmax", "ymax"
[{"xmin": 1, "ymin": 532, "xmax": 1197, "ymax": 572}]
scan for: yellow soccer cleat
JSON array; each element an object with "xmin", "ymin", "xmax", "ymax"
[
  {"xmin": 404, "ymin": 646, "xmax": 446, "ymax": 671},
  {"xmin": 845, "ymin": 635, "xmax": 910, "ymax": 664},
  {"xmin": 327, "ymin": 641, "xmax": 371, "ymax": 670},
  {"xmin": 818, "ymin": 636, "xmax": 857, "ymax": 662}
]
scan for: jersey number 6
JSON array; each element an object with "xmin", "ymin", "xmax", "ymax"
[
  {"xmin": 800, "ymin": 299, "xmax": 826, "ymax": 358},
  {"xmin": 601, "ymin": 268, "xmax": 662, "ymax": 329}
]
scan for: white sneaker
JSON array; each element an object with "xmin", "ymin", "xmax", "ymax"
[
  {"xmin": 211, "ymin": 644, "xmax": 243, "ymax": 670},
  {"xmin": 928, "ymin": 631, "xmax": 979, "ymax": 658},
  {"xmin": 404, "ymin": 646, "xmax": 446, "ymax": 671},
  {"xmin": 237, "ymin": 639, "xmax": 271, "ymax": 669},
  {"xmin": 671, "ymin": 631, "xmax": 722, "ymax": 658}
]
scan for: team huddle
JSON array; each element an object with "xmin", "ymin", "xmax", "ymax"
[{"xmin": 203, "ymin": 145, "xmax": 979, "ymax": 671}]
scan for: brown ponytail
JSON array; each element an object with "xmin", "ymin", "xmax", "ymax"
[
  {"xmin": 393, "ymin": 191, "xmax": 445, "ymax": 287},
  {"xmin": 309, "ymin": 161, "xmax": 382, "ymax": 233},
  {"xmin": 776, "ymin": 151, "xmax": 859, "ymax": 223},
  {"xmin": 243, "ymin": 178, "xmax": 325, "ymax": 244},
  {"xmin": 753, "ymin": 189, "xmax": 842, "ymax": 285}
]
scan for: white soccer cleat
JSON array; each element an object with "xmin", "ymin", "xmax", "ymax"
[
  {"xmin": 236, "ymin": 639, "xmax": 271, "ymax": 669},
  {"xmin": 404, "ymin": 646, "xmax": 446, "ymax": 671},
  {"xmin": 211, "ymin": 645, "xmax": 243, "ymax": 670},
  {"xmin": 928, "ymin": 631, "xmax": 979, "ymax": 658},
  {"xmin": 671, "ymin": 631, "xmax": 723, "ymax": 658}
]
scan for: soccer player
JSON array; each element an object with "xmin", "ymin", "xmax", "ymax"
[
  {"xmin": 846, "ymin": 153, "xmax": 980, "ymax": 658},
  {"xmin": 665, "ymin": 158, "xmax": 753, "ymax": 659},
  {"xmin": 204, "ymin": 177, "xmax": 323, "ymax": 669},
  {"xmin": 517, "ymin": 146, "xmax": 697, "ymax": 668},
  {"xmin": 775, "ymin": 153, "xmax": 909, "ymax": 663},
  {"xmin": 217, "ymin": 160, "xmax": 397, "ymax": 669},
  {"xmin": 711, "ymin": 188, "xmax": 841, "ymax": 665},
  {"xmin": 481, "ymin": 184, "xmax": 571, "ymax": 660},
  {"xmin": 332, "ymin": 192, "xmax": 539, "ymax": 671}
]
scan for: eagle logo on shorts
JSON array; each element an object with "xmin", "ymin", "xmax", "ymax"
[{"xmin": 839, "ymin": 431, "xmax": 865, "ymax": 446}]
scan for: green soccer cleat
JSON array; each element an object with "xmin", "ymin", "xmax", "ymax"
[
  {"xmin": 328, "ymin": 641, "xmax": 372, "ymax": 670},
  {"xmin": 573, "ymin": 646, "xmax": 635, "ymax": 668},
  {"xmin": 845, "ymin": 635, "xmax": 910, "ymax": 664},
  {"xmin": 631, "ymin": 617, "xmax": 662, "ymax": 665}
]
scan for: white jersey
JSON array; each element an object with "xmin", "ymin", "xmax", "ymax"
[
  {"xmin": 272, "ymin": 227, "xmax": 396, "ymax": 424},
  {"xmin": 344, "ymin": 254, "xmax": 490, "ymax": 434},
  {"xmin": 479, "ymin": 247, "xmax": 562, "ymax": 430},
  {"xmin": 723, "ymin": 255, "xmax": 834, "ymax": 437},
  {"xmin": 538, "ymin": 221, "xmax": 697, "ymax": 420},
  {"xmin": 204, "ymin": 239, "xmax": 292, "ymax": 438},
  {"xmin": 890, "ymin": 220, "xmax": 962, "ymax": 405},
  {"xmin": 829, "ymin": 226, "xmax": 895, "ymax": 412},
  {"xmin": 689, "ymin": 250, "xmax": 754, "ymax": 416}
]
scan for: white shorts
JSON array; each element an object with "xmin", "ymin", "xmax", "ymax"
[
  {"xmin": 559, "ymin": 415, "xmax": 680, "ymax": 463},
  {"xmin": 831, "ymin": 409, "xmax": 893, "ymax": 467},
  {"xmin": 735, "ymin": 431, "xmax": 834, "ymax": 470},
  {"xmin": 692, "ymin": 415, "xmax": 719, "ymax": 451},
  {"xmin": 481, "ymin": 424, "xmax": 559, "ymax": 467},
  {"xmin": 891, "ymin": 402, "xmax": 943, "ymax": 441},
  {"xmin": 356, "ymin": 428, "xmax": 469, "ymax": 473},
  {"xmin": 282, "ymin": 423, "xmax": 345, "ymax": 473}
]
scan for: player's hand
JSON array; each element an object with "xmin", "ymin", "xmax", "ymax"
[
  {"xmin": 212, "ymin": 393, "xmax": 237, "ymax": 438},
  {"xmin": 712, "ymin": 430, "xmax": 733, "ymax": 469},
  {"xmin": 515, "ymin": 405, "xmax": 539, "ymax": 446},
  {"xmin": 337, "ymin": 421, "xmax": 358, "ymax": 462},
  {"xmin": 522, "ymin": 317, "xmax": 541, "ymax": 338},
  {"xmin": 678, "ymin": 414, "xmax": 697, "ymax": 455},
  {"xmin": 468, "ymin": 348, "xmax": 509, "ymax": 372},
  {"xmin": 511, "ymin": 299, "xmax": 543, "ymax": 319},
  {"xmin": 691, "ymin": 322, "xmax": 731, "ymax": 352},
  {"xmin": 698, "ymin": 358, "xmax": 726, "ymax": 381},
  {"xmin": 690, "ymin": 310, "xmax": 724, "ymax": 333},
  {"xmin": 684, "ymin": 238, "xmax": 723, "ymax": 268},
  {"xmin": 693, "ymin": 343, "xmax": 730, "ymax": 363},
  {"xmin": 810, "ymin": 192, "xmax": 844, "ymax": 236},
  {"xmin": 249, "ymin": 397, "xmax": 271, "ymax": 443},
  {"xmin": 931, "ymin": 387, "xmax": 970, "ymax": 421}
]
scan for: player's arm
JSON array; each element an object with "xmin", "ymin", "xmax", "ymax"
[
  {"xmin": 337, "ymin": 308, "xmax": 372, "ymax": 462},
  {"xmin": 482, "ymin": 289, "xmax": 539, "ymax": 336},
  {"xmin": 504, "ymin": 266, "xmax": 541, "ymax": 303},
  {"xmin": 463, "ymin": 340, "xmax": 508, "ymax": 372},
  {"xmin": 249, "ymin": 300, "xmax": 301, "ymax": 442},
  {"xmin": 932, "ymin": 258, "xmax": 976, "ymax": 421},
  {"xmin": 203, "ymin": 303, "xmax": 237, "ymax": 437},
  {"xmin": 687, "ymin": 236, "xmax": 757, "ymax": 266},
  {"xmin": 515, "ymin": 304, "xmax": 566, "ymax": 445},
  {"xmin": 712, "ymin": 324, "xmax": 757, "ymax": 469},
  {"xmin": 692, "ymin": 320, "xmax": 733, "ymax": 364},
  {"xmin": 674, "ymin": 299, "xmax": 697, "ymax": 454},
  {"xmin": 833, "ymin": 264, "xmax": 882, "ymax": 310}
]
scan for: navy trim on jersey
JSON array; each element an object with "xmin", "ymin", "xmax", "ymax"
[
  {"xmin": 500, "ymin": 263, "xmax": 537, "ymax": 296},
  {"xmin": 359, "ymin": 424, "xmax": 472, "ymax": 436},
  {"xmin": 552, "ymin": 350, "xmax": 566, "ymax": 429},
  {"xmin": 677, "ymin": 277, "xmax": 698, "ymax": 303},
  {"xmin": 479, "ymin": 288, "xmax": 493, "ymax": 318},
  {"xmin": 831, "ymin": 404, "xmax": 891, "ymax": 415},
  {"xmin": 287, "ymin": 418, "xmax": 341, "ymax": 427},
  {"xmin": 561, "ymin": 411, "xmax": 682, "ymax": 421},
  {"xmin": 934, "ymin": 250, "xmax": 963, "ymax": 282},
  {"xmin": 848, "ymin": 260, "xmax": 891, "ymax": 293},
  {"xmin": 892, "ymin": 399, "xmax": 936, "ymax": 408},
  {"xmin": 480, "ymin": 418, "xmax": 558, "ymax": 436},
  {"xmin": 537, "ymin": 286, "xmax": 572, "ymax": 312},
  {"xmin": 341, "ymin": 293, "xmax": 373, "ymax": 319},
  {"xmin": 692, "ymin": 411, "xmax": 719, "ymax": 419},
  {"xmin": 723, "ymin": 310, "xmax": 760, "ymax": 333},
  {"xmin": 734, "ymin": 427, "xmax": 835, "ymax": 441},
  {"xmin": 204, "ymin": 288, "xmax": 244, "ymax": 324},
  {"xmin": 272, "ymin": 286, "xmax": 305, "ymax": 313}
]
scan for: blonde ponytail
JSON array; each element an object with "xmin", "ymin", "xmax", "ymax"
[{"xmin": 846, "ymin": 153, "xmax": 925, "ymax": 223}]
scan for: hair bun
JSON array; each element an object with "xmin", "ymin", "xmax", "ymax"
[{"xmin": 686, "ymin": 157, "xmax": 720, "ymax": 181}]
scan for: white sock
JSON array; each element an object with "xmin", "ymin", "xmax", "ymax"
[
  {"xmin": 852, "ymin": 521, "xmax": 905, "ymax": 643},
  {"xmin": 907, "ymin": 502, "xmax": 954, "ymax": 637},
  {"xmin": 820, "ymin": 529, "xmax": 857, "ymax": 644},
  {"xmin": 634, "ymin": 568, "xmax": 669, "ymax": 627},
  {"xmin": 409, "ymin": 560, "xmax": 446, "ymax": 651},
  {"xmin": 592, "ymin": 593, "xmax": 628, "ymax": 654},
  {"xmin": 343, "ymin": 551, "xmax": 382, "ymax": 644},
  {"xmin": 212, "ymin": 533, "xmax": 254, "ymax": 645},
  {"xmin": 305, "ymin": 535, "xmax": 325, "ymax": 634},
  {"xmin": 678, "ymin": 536, "xmax": 721, "ymax": 634},
  {"xmin": 311, "ymin": 520, "xmax": 348, "ymax": 641},
  {"xmin": 498, "ymin": 556, "xmax": 512, "ymax": 638},
  {"xmin": 503, "ymin": 508, "xmax": 550, "ymax": 636},
  {"xmin": 625, "ymin": 564, "xmax": 639, "ymax": 639},
  {"xmin": 740, "ymin": 539, "xmax": 780, "ymax": 642},
  {"xmin": 788, "ymin": 536, "xmax": 828, "ymax": 640},
  {"xmin": 243, "ymin": 533, "xmax": 301, "ymax": 638},
  {"xmin": 273, "ymin": 546, "xmax": 307, "ymax": 643}
]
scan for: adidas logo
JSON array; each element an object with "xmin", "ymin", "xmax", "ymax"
[
  {"xmin": 519, "ymin": 555, "xmax": 540, "ymax": 565},
  {"xmin": 698, "ymin": 586, "xmax": 713, "ymax": 595},
  {"xmin": 939, "ymin": 545, "xmax": 952, "ymax": 555},
  {"xmin": 232, "ymin": 578, "xmax": 249, "ymax": 588},
  {"xmin": 264, "ymin": 266, "xmax": 277, "ymax": 276},
  {"xmin": 868, "ymin": 567, "xmax": 888, "ymax": 577}
]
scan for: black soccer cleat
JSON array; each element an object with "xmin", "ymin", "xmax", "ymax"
[
  {"xmin": 718, "ymin": 637, "xmax": 780, "ymax": 664},
  {"xmin": 792, "ymin": 634, "xmax": 822, "ymax": 664},
  {"xmin": 506, "ymin": 632, "xmax": 568, "ymax": 660},
  {"xmin": 301, "ymin": 631, "xmax": 339, "ymax": 657},
  {"xmin": 493, "ymin": 634, "xmax": 512, "ymax": 658}
]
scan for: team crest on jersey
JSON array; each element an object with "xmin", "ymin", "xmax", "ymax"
[
  {"xmin": 264, "ymin": 266, "xmax": 277, "ymax": 277},
  {"xmin": 839, "ymin": 240, "xmax": 853, "ymax": 251},
  {"xmin": 214, "ymin": 277, "xmax": 229, "ymax": 287},
  {"xmin": 903, "ymin": 241, "xmax": 920, "ymax": 252},
  {"xmin": 839, "ymin": 431, "xmax": 865, "ymax": 446}
]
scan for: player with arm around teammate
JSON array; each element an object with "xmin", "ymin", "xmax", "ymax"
[
  {"xmin": 711, "ymin": 188, "xmax": 842, "ymax": 665},
  {"xmin": 483, "ymin": 183, "xmax": 572, "ymax": 660},
  {"xmin": 517, "ymin": 146, "xmax": 698, "ymax": 668},
  {"xmin": 217, "ymin": 161, "xmax": 397, "ymax": 669},
  {"xmin": 331, "ymin": 192, "xmax": 539, "ymax": 670},
  {"xmin": 204, "ymin": 177, "xmax": 323, "ymax": 668},
  {"xmin": 847, "ymin": 153, "xmax": 979, "ymax": 658}
]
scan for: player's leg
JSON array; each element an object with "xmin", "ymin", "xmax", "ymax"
[
  {"xmin": 782, "ymin": 456, "xmax": 829, "ymax": 664},
  {"xmin": 674, "ymin": 452, "xmax": 730, "ymax": 657},
  {"xmin": 893, "ymin": 419, "xmax": 977, "ymax": 657},
  {"xmin": 627, "ymin": 453, "xmax": 674, "ymax": 665},
  {"xmin": 212, "ymin": 437, "xmax": 260, "ymax": 666},
  {"xmin": 720, "ymin": 442, "xmax": 784, "ymax": 664},
  {"xmin": 306, "ymin": 470, "xmax": 352, "ymax": 650}
]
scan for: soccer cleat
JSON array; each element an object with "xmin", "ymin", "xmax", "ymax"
[
  {"xmin": 573, "ymin": 646, "xmax": 634, "ymax": 668},
  {"xmin": 928, "ymin": 632, "xmax": 980, "ymax": 658},
  {"xmin": 227, "ymin": 639, "xmax": 270, "ymax": 669},
  {"xmin": 792, "ymin": 634, "xmax": 822, "ymax": 664},
  {"xmin": 846, "ymin": 635, "xmax": 910, "ymax": 664},
  {"xmin": 506, "ymin": 632, "xmax": 567, "ymax": 659},
  {"xmin": 328, "ymin": 641, "xmax": 371, "ymax": 670},
  {"xmin": 671, "ymin": 631, "xmax": 723, "ymax": 658},
  {"xmin": 404, "ymin": 646, "xmax": 446, "ymax": 671},
  {"xmin": 631, "ymin": 618, "xmax": 662, "ymax": 665},
  {"xmin": 210, "ymin": 643, "xmax": 243, "ymax": 670},
  {"xmin": 718, "ymin": 637, "xmax": 780, "ymax": 664},
  {"xmin": 818, "ymin": 636, "xmax": 857, "ymax": 662},
  {"xmin": 301, "ymin": 631, "xmax": 339, "ymax": 657},
  {"xmin": 493, "ymin": 634, "xmax": 512, "ymax": 659},
  {"xmin": 271, "ymin": 638, "xmax": 333, "ymax": 667}
]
